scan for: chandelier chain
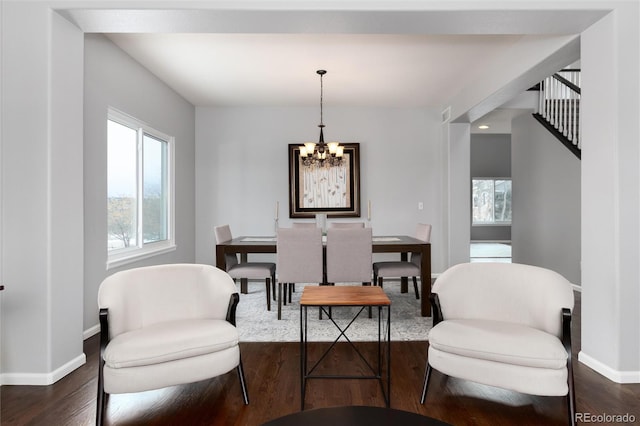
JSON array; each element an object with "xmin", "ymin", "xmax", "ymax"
[
  {"xmin": 299, "ymin": 69, "xmax": 343, "ymax": 168},
  {"xmin": 319, "ymin": 72, "xmax": 324, "ymax": 127}
]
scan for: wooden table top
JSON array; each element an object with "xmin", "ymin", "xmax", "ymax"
[{"xmin": 300, "ymin": 286, "xmax": 391, "ymax": 307}]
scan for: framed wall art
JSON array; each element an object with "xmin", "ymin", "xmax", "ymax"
[{"xmin": 288, "ymin": 143, "xmax": 361, "ymax": 218}]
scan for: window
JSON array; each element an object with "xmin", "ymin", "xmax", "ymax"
[
  {"xmin": 107, "ymin": 108, "xmax": 175, "ymax": 268},
  {"xmin": 472, "ymin": 178, "xmax": 512, "ymax": 225}
]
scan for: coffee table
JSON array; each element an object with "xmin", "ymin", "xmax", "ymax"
[
  {"xmin": 262, "ymin": 405, "xmax": 452, "ymax": 426},
  {"xmin": 299, "ymin": 286, "xmax": 391, "ymax": 410}
]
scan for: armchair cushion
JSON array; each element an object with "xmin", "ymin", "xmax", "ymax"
[
  {"xmin": 104, "ymin": 319, "xmax": 239, "ymax": 369},
  {"xmin": 429, "ymin": 319, "xmax": 567, "ymax": 369}
]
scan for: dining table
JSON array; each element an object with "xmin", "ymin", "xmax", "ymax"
[{"xmin": 215, "ymin": 234, "xmax": 432, "ymax": 317}]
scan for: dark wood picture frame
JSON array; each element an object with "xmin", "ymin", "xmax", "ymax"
[{"xmin": 288, "ymin": 143, "xmax": 361, "ymax": 218}]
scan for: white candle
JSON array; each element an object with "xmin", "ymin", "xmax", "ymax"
[
  {"xmin": 275, "ymin": 201, "xmax": 279, "ymax": 220},
  {"xmin": 367, "ymin": 200, "xmax": 371, "ymax": 221}
]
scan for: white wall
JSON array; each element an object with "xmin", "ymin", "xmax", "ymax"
[
  {"xmin": 579, "ymin": 7, "xmax": 640, "ymax": 383},
  {"xmin": 195, "ymin": 106, "xmax": 445, "ymax": 271},
  {"xmin": 447, "ymin": 123, "xmax": 471, "ymax": 265},
  {"xmin": 83, "ymin": 34, "xmax": 197, "ymax": 332},
  {"xmin": 1, "ymin": 4, "xmax": 85, "ymax": 384},
  {"xmin": 511, "ymin": 113, "xmax": 581, "ymax": 285},
  {"xmin": 442, "ymin": 2, "xmax": 640, "ymax": 383}
]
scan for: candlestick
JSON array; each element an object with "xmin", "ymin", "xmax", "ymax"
[
  {"xmin": 275, "ymin": 201, "xmax": 279, "ymax": 220},
  {"xmin": 367, "ymin": 200, "xmax": 371, "ymax": 221}
]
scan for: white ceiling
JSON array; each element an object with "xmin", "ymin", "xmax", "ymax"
[
  {"xmin": 106, "ymin": 33, "xmax": 526, "ymax": 108},
  {"xmin": 62, "ymin": 5, "xmax": 606, "ymax": 127}
]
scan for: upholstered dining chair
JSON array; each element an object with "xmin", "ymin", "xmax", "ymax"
[
  {"xmin": 325, "ymin": 227, "xmax": 373, "ymax": 318},
  {"xmin": 326, "ymin": 227, "xmax": 373, "ymax": 284},
  {"xmin": 215, "ymin": 224, "xmax": 277, "ymax": 310},
  {"xmin": 421, "ymin": 262, "xmax": 576, "ymax": 426},
  {"xmin": 276, "ymin": 227, "xmax": 324, "ymax": 320},
  {"xmin": 373, "ymin": 223, "xmax": 431, "ymax": 299},
  {"xmin": 96, "ymin": 264, "xmax": 249, "ymax": 426}
]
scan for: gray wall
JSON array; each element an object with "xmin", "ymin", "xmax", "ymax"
[
  {"xmin": 83, "ymin": 34, "xmax": 197, "ymax": 331},
  {"xmin": 470, "ymin": 133, "xmax": 511, "ymax": 241},
  {"xmin": 195, "ymin": 106, "xmax": 445, "ymax": 271},
  {"xmin": 511, "ymin": 113, "xmax": 580, "ymax": 285}
]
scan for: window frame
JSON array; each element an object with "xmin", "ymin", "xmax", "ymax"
[
  {"xmin": 471, "ymin": 177, "xmax": 512, "ymax": 226},
  {"xmin": 106, "ymin": 108, "xmax": 176, "ymax": 269}
]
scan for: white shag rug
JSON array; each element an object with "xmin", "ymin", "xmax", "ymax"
[{"xmin": 235, "ymin": 282, "xmax": 432, "ymax": 342}]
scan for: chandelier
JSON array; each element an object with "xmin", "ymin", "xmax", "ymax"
[{"xmin": 300, "ymin": 70, "xmax": 344, "ymax": 167}]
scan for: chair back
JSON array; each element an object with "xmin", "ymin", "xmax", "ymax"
[
  {"xmin": 276, "ymin": 227, "xmax": 323, "ymax": 283},
  {"xmin": 291, "ymin": 222, "xmax": 317, "ymax": 228},
  {"xmin": 214, "ymin": 224, "xmax": 239, "ymax": 268},
  {"xmin": 329, "ymin": 222, "xmax": 365, "ymax": 228},
  {"xmin": 433, "ymin": 262, "xmax": 574, "ymax": 337},
  {"xmin": 98, "ymin": 264, "xmax": 237, "ymax": 339},
  {"xmin": 410, "ymin": 223, "xmax": 432, "ymax": 266},
  {"xmin": 326, "ymin": 227, "xmax": 373, "ymax": 283}
]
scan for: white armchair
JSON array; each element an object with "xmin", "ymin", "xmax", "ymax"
[
  {"xmin": 421, "ymin": 262, "xmax": 576, "ymax": 426},
  {"xmin": 96, "ymin": 264, "xmax": 249, "ymax": 425}
]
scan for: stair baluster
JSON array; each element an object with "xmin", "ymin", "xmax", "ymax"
[{"xmin": 533, "ymin": 69, "xmax": 581, "ymax": 159}]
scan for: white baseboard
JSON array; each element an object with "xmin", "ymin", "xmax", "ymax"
[
  {"xmin": 83, "ymin": 323, "xmax": 100, "ymax": 340},
  {"xmin": 578, "ymin": 351, "xmax": 640, "ymax": 384},
  {"xmin": 0, "ymin": 353, "xmax": 86, "ymax": 386}
]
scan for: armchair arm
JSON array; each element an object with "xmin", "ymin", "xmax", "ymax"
[
  {"xmin": 561, "ymin": 307, "xmax": 572, "ymax": 357},
  {"xmin": 226, "ymin": 293, "xmax": 240, "ymax": 326},
  {"xmin": 562, "ymin": 307, "xmax": 576, "ymax": 423},
  {"xmin": 97, "ymin": 308, "xmax": 110, "ymax": 425},
  {"xmin": 430, "ymin": 293, "xmax": 443, "ymax": 326},
  {"xmin": 99, "ymin": 308, "xmax": 110, "ymax": 357}
]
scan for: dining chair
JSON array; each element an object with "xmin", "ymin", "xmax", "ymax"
[
  {"xmin": 215, "ymin": 224, "xmax": 277, "ymax": 310},
  {"xmin": 326, "ymin": 227, "xmax": 373, "ymax": 284},
  {"xmin": 372, "ymin": 223, "xmax": 431, "ymax": 299},
  {"xmin": 326, "ymin": 227, "xmax": 373, "ymax": 317},
  {"xmin": 276, "ymin": 227, "xmax": 324, "ymax": 320},
  {"xmin": 329, "ymin": 222, "xmax": 365, "ymax": 228},
  {"xmin": 287, "ymin": 222, "xmax": 317, "ymax": 293}
]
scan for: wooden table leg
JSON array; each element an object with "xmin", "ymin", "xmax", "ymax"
[
  {"xmin": 420, "ymin": 244, "xmax": 431, "ymax": 317},
  {"xmin": 240, "ymin": 253, "xmax": 248, "ymax": 294},
  {"xmin": 400, "ymin": 252, "xmax": 408, "ymax": 293}
]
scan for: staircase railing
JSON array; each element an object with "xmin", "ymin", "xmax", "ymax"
[{"xmin": 534, "ymin": 69, "xmax": 581, "ymax": 159}]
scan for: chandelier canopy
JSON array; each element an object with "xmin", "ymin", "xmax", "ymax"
[{"xmin": 300, "ymin": 70, "xmax": 344, "ymax": 167}]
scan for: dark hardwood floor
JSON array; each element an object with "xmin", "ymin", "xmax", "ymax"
[{"xmin": 2, "ymin": 292, "xmax": 639, "ymax": 425}]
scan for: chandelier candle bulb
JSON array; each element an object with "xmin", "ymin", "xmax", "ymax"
[
  {"xmin": 368, "ymin": 200, "xmax": 371, "ymax": 221},
  {"xmin": 275, "ymin": 201, "xmax": 279, "ymax": 220},
  {"xmin": 304, "ymin": 142, "xmax": 316, "ymax": 154}
]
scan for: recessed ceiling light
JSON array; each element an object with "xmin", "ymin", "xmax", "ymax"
[{"xmin": 478, "ymin": 124, "xmax": 490, "ymax": 129}]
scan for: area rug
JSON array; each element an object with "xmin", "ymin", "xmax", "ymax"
[{"xmin": 236, "ymin": 282, "xmax": 432, "ymax": 342}]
